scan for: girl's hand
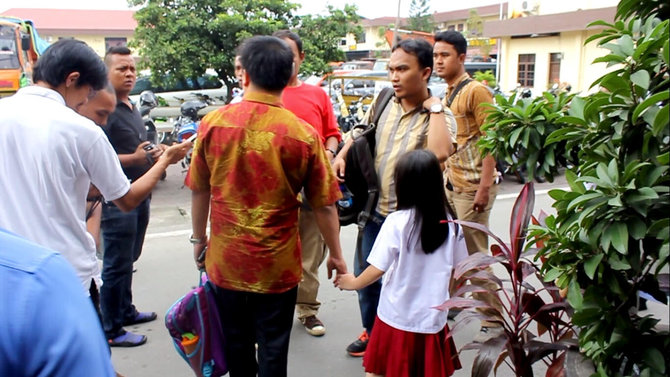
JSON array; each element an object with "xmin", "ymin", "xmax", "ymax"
[{"xmin": 334, "ymin": 273, "xmax": 356, "ymax": 290}]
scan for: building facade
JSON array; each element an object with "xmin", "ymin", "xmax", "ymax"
[
  {"xmin": 0, "ymin": 8, "xmax": 136, "ymax": 57},
  {"xmin": 484, "ymin": 0, "xmax": 618, "ymax": 94}
]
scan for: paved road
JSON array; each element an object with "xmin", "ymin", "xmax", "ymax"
[{"xmin": 111, "ymin": 165, "xmax": 568, "ymax": 376}]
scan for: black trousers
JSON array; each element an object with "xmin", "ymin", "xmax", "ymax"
[{"xmin": 213, "ymin": 285, "xmax": 298, "ymax": 377}]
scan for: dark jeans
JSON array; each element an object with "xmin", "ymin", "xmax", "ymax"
[
  {"xmin": 213, "ymin": 285, "xmax": 297, "ymax": 377},
  {"xmin": 354, "ymin": 212, "xmax": 385, "ymax": 335},
  {"xmin": 100, "ymin": 198, "xmax": 150, "ymax": 338}
]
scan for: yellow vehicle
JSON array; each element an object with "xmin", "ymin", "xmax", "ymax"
[
  {"xmin": 326, "ymin": 71, "xmax": 391, "ymax": 109},
  {"xmin": 0, "ymin": 17, "xmax": 47, "ymax": 98}
]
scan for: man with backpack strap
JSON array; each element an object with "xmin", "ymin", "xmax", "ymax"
[
  {"xmin": 333, "ymin": 38, "xmax": 454, "ymax": 357},
  {"xmin": 433, "ymin": 30, "xmax": 502, "ymax": 339}
]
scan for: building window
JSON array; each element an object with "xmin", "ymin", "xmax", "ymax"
[
  {"xmin": 457, "ymin": 23, "xmax": 464, "ymax": 32},
  {"xmin": 517, "ymin": 53, "xmax": 535, "ymax": 87},
  {"xmin": 447, "ymin": 25, "xmax": 456, "ymax": 31},
  {"xmin": 356, "ymin": 31, "xmax": 366, "ymax": 44},
  {"xmin": 340, "ymin": 38, "xmax": 347, "ymax": 46},
  {"xmin": 105, "ymin": 37, "xmax": 127, "ymax": 51},
  {"xmin": 548, "ymin": 52, "xmax": 561, "ymax": 85}
]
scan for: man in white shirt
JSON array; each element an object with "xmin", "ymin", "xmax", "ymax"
[{"xmin": 0, "ymin": 39, "xmax": 190, "ymax": 348}]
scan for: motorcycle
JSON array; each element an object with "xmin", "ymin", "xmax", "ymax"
[
  {"xmin": 138, "ymin": 91, "xmax": 167, "ymax": 180},
  {"xmin": 172, "ymin": 99, "xmax": 208, "ymax": 168},
  {"xmin": 139, "ymin": 90, "xmax": 159, "ymax": 146}
]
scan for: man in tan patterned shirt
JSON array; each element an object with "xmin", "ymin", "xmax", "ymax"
[{"xmin": 434, "ymin": 30, "xmax": 501, "ymax": 338}]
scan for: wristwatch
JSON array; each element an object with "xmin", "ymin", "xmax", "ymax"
[
  {"xmin": 189, "ymin": 235, "xmax": 206, "ymax": 244},
  {"xmin": 429, "ymin": 103, "xmax": 444, "ymax": 114}
]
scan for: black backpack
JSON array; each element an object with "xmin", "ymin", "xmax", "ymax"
[{"xmin": 338, "ymin": 87, "xmax": 394, "ymax": 228}]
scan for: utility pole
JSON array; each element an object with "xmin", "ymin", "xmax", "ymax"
[
  {"xmin": 393, "ymin": 0, "xmax": 401, "ymax": 46},
  {"xmin": 495, "ymin": 0, "xmax": 503, "ymax": 86}
]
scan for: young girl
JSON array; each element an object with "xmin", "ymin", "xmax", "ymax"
[{"xmin": 335, "ymin": 149, "xmax": 467, "ymax": 377}]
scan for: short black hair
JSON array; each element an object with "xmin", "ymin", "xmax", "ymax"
[
  {"xmin": 239, "ymin": 36, "xmax": 293, "ymax": 92},
  {"xmin": 32, "ymin": 39, "xmax": 107, "ymax": 91},
  {"xmin": 434, "ymin": 31, "xmax": 468, "ymax": 56},
  {"xmin": 272, "ymin": 30, "xmax": 303, "ymax": 54},
  {"xmin": 104, "ymin": 46, "xmax": 132, "ymax": 66},
  {"xmin": 392, "ymin": 38, "xmax": 434, "ymax": 71}
]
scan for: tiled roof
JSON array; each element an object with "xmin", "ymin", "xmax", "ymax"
[
  {"xmin": 433, "ymin": 3, "xmax": 509, "ymax": 23},
  {"xmin": 361, "ymin": 16, "xmax": 407, "ymax": 28},
  {"xmin": 0, "ymin": 8, "xmax": 136, "ymax": 32}
]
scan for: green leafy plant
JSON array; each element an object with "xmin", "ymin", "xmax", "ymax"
[
  {"xmin": 438, "ymin": 182, "xmax": 575, "ymax": 377},
  {"xmin": 473, "ymin": 70, "xmax": 496, "ymax": 88},
  {"xmin": 531, "ymin": 2, "xmax": 669, "ymax": 375},
  {"xmin": 479, "ymin": 91, "xmax": 577, "ymax": 183}
]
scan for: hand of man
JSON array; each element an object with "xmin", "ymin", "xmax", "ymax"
[
  {"xmin": 161, "ymin": 140, "xmax": 193, "ymax": 165},
  {"xmin": 326, "ymin": 255, "xmax": 347, "ymax": 279},
  {"xmin": 332, "ymin": 156, "xmax": 346, "ymax": 183},
  {"xmin": 148, "ymin": 144, "xmax": 163, "ymax": 160},
  {"xmin": 473, "ymin": 186, "xmax": 490, "ymax": 213},
  {"xmin": 422, "ymin": 96, "xmax": 441, "ymax": 111},
  {"xmin": 192, "ymin": 241, "xmax": 207, "ymax": 270}
]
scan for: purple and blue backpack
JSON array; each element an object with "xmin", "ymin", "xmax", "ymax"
[{"xmin": 165, "ymin": 272, "xmax": 227, "ymax": 377}]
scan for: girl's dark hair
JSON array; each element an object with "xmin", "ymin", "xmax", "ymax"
[{"xmin": 395, "ymin": 150, "xmax": 455, "ymax": 254}]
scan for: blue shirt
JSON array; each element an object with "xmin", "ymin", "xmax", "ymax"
[{"xmin": 0, "ymin": 229, "xmax": 115, "ymax": 377}]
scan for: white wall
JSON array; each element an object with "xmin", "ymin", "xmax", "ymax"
[{"xmin": 498, "ymin": 29, "xmax": 613, "ymax": 95}]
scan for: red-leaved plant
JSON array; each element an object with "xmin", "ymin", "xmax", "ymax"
[{"xmin": 437, "ymin": 182, "xmax": 575, "ymax": 377}]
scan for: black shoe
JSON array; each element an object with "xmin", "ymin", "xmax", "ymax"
[{"xmin": 346, "ymin": 331, "xmax": 369, "ymax": 357}]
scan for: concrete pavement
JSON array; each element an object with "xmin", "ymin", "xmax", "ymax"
[{"xmin": 111, "ymin": 166, "xmax": 567, "ymax": 376}]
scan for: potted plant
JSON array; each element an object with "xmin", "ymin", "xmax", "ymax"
[
  {"xmin": 530, "ymin": 0, "xmax": 669, "ymax": 375},
  {"xmin": 438, "ymin": 182, "xmax": 576, "ymax": 377},
  {"xmin": 478, "ymin": 90, "xmax": 577, "ymax": 184}
]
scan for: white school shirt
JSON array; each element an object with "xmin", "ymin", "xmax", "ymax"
[
  {"xmin": 368, "ymin": 209, "xmax": 468, "ymax": 334},
  {"xmin": 0, "ymin": 86, "xmax": 131, "ymax": 292}
]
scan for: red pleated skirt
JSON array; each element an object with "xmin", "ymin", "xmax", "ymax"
[{"xmin": 363, "ymin": 316, "xmax": 461, "ymax": 377}]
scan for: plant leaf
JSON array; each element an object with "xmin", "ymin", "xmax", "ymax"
[
  {"xmin": 525, "ymin": 340, "xmax": 568, "ymax": 365},
  {"xmin": 630, "ymin": 70, "xmax": 650, "ymax": 90},
  {"xmin": 632, "ymin": 91, "xmax": 669, "ymax": 123},
  {"xmin": 453, "ymin": 252, "xmax": 502, "ymax": 280},
  {"xmin": 609, "ymin": 222, "xmax": 628, "ymax": 254},
  {"xmin": 567, "ymin": 279, "xmax": 583, "ymax": 309},
  {"xmin": 509, "ymin": 182, "xmax": 535, "ymax": 262},
  {"xmin": 584, "ymin": 254, "xmax": 604, "ymax": 280},
  {"xmin": 472, "ymin": 335, "xmax": 508, "ymax": 377},
  {"xmin": 546, "ymin": 352, "xmax": 567, "ymax": 377}
]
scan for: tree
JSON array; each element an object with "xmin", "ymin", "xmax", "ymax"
[
  {"xmin": 466, "ymin": 9, "xmax": 492, "ymax": 61},
  {"xmin": 130, "ymin": 0, "xmax": 298, "ymax": 102},
  {"xmin": 129, "ymin": 0, "xmax": 361, "ymax": 102},
  {"xmin": 292, "ymin": 5, "xmax": 362, "ymax": 75},
  {"xmin": 407, "ymin": 0, "xmax": 434, "ymax": 32}
]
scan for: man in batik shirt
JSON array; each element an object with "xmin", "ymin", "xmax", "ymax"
[{"xmin": 185, "ymin": 36, "xmax": 347, "ymax": 377}]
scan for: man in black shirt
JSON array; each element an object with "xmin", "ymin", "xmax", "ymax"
[{"xmin": 100, "ymin": 46, "xmax": 164, "ymax": 347}]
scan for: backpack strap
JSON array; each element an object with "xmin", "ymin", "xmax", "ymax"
[
  {"xmin": 446, "ymin": 78, "xmax": 473, "ymax": 108},
  {"xmin": 369, "ymin": 87, "xmax": 394, "ymax": 127}
]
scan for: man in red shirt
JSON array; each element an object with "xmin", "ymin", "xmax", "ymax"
[
  {"xmin": 273, "ymin": 30, "xmax": 341, "ymax": 337},
  {"xmin": 186, "ymin": 36, "xmax": 347, "ymax": 376}
]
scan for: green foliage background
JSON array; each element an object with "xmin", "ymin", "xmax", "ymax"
[{"xmin": 128, "ymin": 0, "xmax": 361, "ymax": 102}]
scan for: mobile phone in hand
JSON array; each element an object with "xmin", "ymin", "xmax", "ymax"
[{"xmin": 143, "ymin": 143, "xmax": 156, "ymax": 151}]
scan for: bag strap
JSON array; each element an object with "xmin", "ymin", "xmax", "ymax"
[
  {"xmin": 369, "ymin": 87, "xmax": 394, "ymax": 126},
  {"xmin": 446, "ymin": 78, "xmax": 473, "ymax": 108}
]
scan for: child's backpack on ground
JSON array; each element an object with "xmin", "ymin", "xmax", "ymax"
[
  {"xmin": 165, "ymin": 272, "xmax": 226, "ymax": 377},
  {"xmin": 339, "ymin": 87, "xmax": 394, "ymax": 228}
]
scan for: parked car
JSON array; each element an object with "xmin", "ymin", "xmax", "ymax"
[{"xmin": 129, "ymin": 70, "xmax": 227, "ymax": 107}]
